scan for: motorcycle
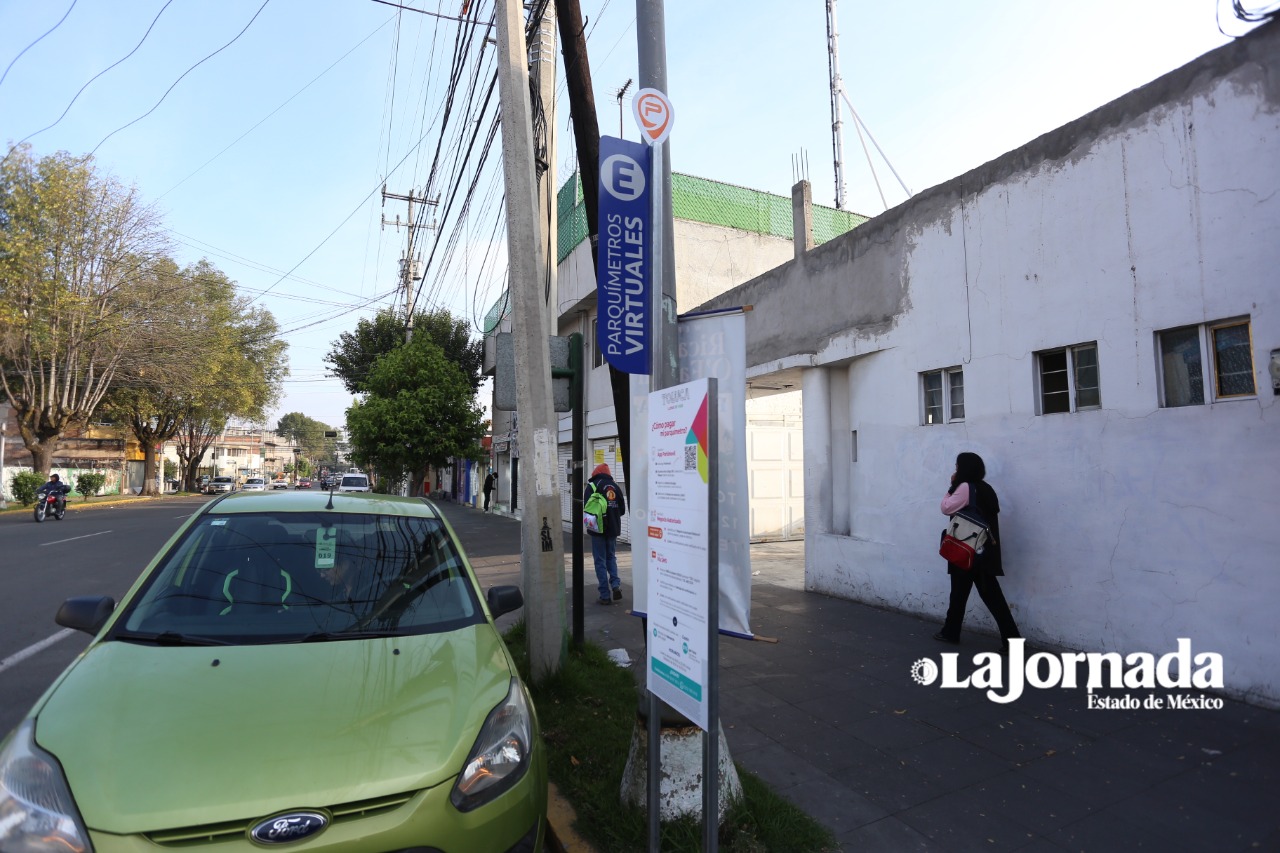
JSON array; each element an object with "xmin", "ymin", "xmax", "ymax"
[{"xmin": 34, "ymin": 487, "xmax": 67, "ymax": 522}]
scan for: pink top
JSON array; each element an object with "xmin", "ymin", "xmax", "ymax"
[{"xmin": 941, "ymin": 482, "xmax": 970, "ymax": 516}]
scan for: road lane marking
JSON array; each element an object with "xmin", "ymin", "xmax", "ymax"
[
  {"xmin": 174, "ymin": 514, "xmax": 191, "ymax": 518},
  {"xmin": 39, "ymin": 530, "xmax": 114, "ymax": 547},
  {"xmin": 0, "ymin": 629, "xmax": 77, "ymax": 676}
]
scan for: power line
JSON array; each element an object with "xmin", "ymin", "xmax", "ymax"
[
  {"xmin": 4, "ymin": 0, "xmax": 176, "ymax": 162},
  {"xmin": 157, "ymin": 13, "xmax": 395, "ymax": 200},
  {"xmin": 0, "ymin": 0, "xmax": 79, "ymax": 91},
  {"xmin": 245, "ymin": 109, "xmax": 456, "ymax": 307},
  {"xmin": 89, "ymin": 0, "xmax": 274, "ymax": 156}
]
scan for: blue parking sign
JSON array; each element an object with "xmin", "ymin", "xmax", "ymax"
[{"xmin": 596, "ymin": 136, "xmax": 651, "ymax": 375}]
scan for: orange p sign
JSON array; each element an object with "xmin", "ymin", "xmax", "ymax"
[{"xmin": 633, "ymin": 87, "xmax": 674, "ymax": 146}]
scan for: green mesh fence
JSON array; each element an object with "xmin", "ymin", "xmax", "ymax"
[
  {"xmin": 557, "ymin": 172, "xmax": 588, "ymax": 265},
  {"xmin": 487, "ymin": 171, "xmax": 868, "ymax": 331}
]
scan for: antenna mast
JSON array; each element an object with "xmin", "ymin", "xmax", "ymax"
[{"xmin": 826, "ymin": 0, "xmax": 847, "ymax": 210}]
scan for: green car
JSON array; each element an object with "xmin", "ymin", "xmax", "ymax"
[{"xmin": 0, "ymin": 492, "xmax": 546, "ymax": 852}]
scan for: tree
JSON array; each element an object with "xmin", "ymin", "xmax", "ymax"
[
  {"xmin": 345, "ymin": 335, "xmax": 486, "ymax": 495},
  {"xmin": 101, "ymin": 259, "xmax": 287, "ymax": 494},
  {"xmin": 325, "ymin": 307, "xmax": 484, "ymax": 394},
  {"xmin": 0, "ymin": 145, "xmax": 169, "ymax": 475},
  {"xmin": 277, "ymin": 412, "xmax": 333, "ymax": 459},
  {"xmin": 174, "ymin": 407, "xmax": 226, "ymax": 490}
]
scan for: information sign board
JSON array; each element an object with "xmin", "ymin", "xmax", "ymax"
[{"xmin": 645, "ymin": 378, "xmax": 715, "ymax": 730}]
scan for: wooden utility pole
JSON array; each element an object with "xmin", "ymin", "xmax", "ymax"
[
  {"xmin": 495, "ymin": 0, "xmax": 566, "ymax": 680},
  {"xmin": 556, "ymin": 0, "xmax": 632, "ymax": 486}
]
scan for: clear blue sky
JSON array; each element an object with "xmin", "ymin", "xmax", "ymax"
[{"xmin": 0, "ymin": 0, "xmax": 1245, "ymax": 429}]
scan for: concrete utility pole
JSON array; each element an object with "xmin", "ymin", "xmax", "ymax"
[
  {"xmin": 531, "ymin": 0, "xmax": 558, "ymax": 337},
  {"xmin": 495, "ymin": 0, "xmax": 566, "ymax": 680},
  {"xmin": 381, "ymin": 186, "xmax": 438, "ymax": 342}
]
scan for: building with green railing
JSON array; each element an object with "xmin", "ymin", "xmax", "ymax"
[{"xmin": 483, "ymin": 172, "xmax": 865, "ymax": 333}]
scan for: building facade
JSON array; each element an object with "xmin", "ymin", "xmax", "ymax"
[{"xmin": 693, "ymin": 24, "xmax": 1280, "ymax": 705}]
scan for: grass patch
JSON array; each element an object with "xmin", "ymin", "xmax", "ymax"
[{"xmin": 504, "ymin": 622, "xmax": 837, "ymax": 852}]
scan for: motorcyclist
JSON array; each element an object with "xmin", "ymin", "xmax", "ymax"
[{"xmin": 40, "ymin": 473, "xmax": 71, "ymax": 501}]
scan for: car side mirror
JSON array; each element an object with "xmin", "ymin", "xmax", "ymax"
[
  {"xmin": 486, "ymin": 585, "xmax": 524, "ymax": 619},
  {"xmin": 56, "ymin": 596, "xmax": 116, "ymax": 635}
]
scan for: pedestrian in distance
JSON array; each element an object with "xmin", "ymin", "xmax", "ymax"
[
  {"xmin": 934, "ymin": 451, "xmax": 1022, "ymax": 650},
  {"xmin": 584, "ymin": 463, "xmax": 626, "ymax": 605},
  {"xmin": 483, "ymin": 470, "xmax": 496, "ymax": 512}
]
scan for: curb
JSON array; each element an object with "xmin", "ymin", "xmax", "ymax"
[
  {"xmin": 1, "ymin": 494, "xmax": 200, "ymax": 515},
  {"xmin": 545, "ymin": 781, "xmax": 595, "ymax": 853}
]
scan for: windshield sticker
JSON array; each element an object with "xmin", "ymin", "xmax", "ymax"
[
  {"xmin": 211, "ymin": 519, "xmax": 227, "ymax": 526},
  {"xmin": 315, "ymin": 528, "xmax": 337, "ymax": 568}
]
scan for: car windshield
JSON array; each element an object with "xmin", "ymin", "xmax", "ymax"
[
  {"xmin": 341, "ymin": 476, "xmax": 366, "ymax": 486},
  {"xmin": 114, "ymin": 511, "xmax": 480, "ymax": 643},
  {"xmin": 214, "ymin": 477, "xmax": 232, "ymax": 483}
]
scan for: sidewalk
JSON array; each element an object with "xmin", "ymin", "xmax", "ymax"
[{"xmin": 439, "ymin": 502, "xmax": 1280, "ymax": 852}]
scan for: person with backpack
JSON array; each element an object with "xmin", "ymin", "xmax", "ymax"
[
  {"xmin": 933, "ymin": 451, "xmax": 1021, "ymax": 650},
  {"xmin": 584, "ymin": 462, "xmax": 626, "ymax": 605}
]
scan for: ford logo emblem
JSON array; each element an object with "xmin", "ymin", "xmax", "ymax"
[{"xmin": 249, "ymin": 812, "xmax": 328, "ymax": 844}]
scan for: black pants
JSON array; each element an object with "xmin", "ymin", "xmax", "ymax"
[
  {"xmin": 483, "ymin": 491, "xmax": 492, "ymax": 511},
  {"xmin": 940, "ymin": 570, "xmax": 1020, "ymax": 641}
]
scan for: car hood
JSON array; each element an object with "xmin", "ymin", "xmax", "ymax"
[{"xmin": 35, "ymin": 625, "xmax": 515, "ymax": 834}]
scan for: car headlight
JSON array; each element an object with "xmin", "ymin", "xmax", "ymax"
[
  {"xmin": 0, "ymin": 720, "xmax": 92, "ymax": 852},
  {"xmin": 449, "ymin": 678, "xmax": 534, "ymax": 812}
]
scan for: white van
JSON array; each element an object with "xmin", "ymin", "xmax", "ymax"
[{"xmin": 338, "ymin": 473, "xmax": 370, "ymax": 493}]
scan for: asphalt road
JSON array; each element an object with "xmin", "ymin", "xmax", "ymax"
[{"xmin": 0, "ymin": 496, "xmax": 213, "ymax": 735}]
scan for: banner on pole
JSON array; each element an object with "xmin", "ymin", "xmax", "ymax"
[
  {"xmin": 631, "ymin": 309, "xmax": 753, "ymax": 640},
  {"xmin": 596, "ymin": 136, "xmax": 652, "ymax": 375}
]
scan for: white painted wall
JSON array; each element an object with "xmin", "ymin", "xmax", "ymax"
[{"xmin": 697, "ymin": 28, "xmax": 1280, "ymax": 705}]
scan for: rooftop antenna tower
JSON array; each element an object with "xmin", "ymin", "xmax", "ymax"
[
  {"xmin": 826, "ymin": 0, "xmax": 913, "ymax": 212},
  {"xmin": 826, "ymin": 0, "xmax": 848, "ymax": 210}
]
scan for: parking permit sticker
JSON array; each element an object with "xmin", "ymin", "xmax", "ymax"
[{"xmin": 315, "ymin": 528, "xmax": 337, "ymax": 568}]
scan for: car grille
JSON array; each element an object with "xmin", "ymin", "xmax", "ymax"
[{"xmin": 143, "ymin": 791, "xmax": 415, "ymax": 846}]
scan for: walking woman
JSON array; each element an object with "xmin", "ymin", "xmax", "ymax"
[{"xmin": 934, "ymin": 452, "xmax": 1021, "ymax": 649}]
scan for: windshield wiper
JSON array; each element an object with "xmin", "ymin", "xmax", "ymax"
[
  {"xmin": 114, "ymin": 631, "xmax": 234, "ymax": 647},
  {"xmin": 295, "ymin": 629, "xmax": 399, "ymax": 643}
]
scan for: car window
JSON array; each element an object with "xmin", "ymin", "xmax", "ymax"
[
  {"xmin": 115, "ymin": 512, "xmax": 480, "ymax": 643},
  {"xmin": 341, "ymin": 476, "xmax": 367, "ymax": 487}
]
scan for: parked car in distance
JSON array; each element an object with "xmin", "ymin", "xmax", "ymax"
[
  {"xmin": 296, "ymin": 477, "xmax": 312, "ymax": 489},
  {"xmin": 195, "ymin": 475, "xmax": 211, "ymax": 492},
  {"xmin": 205, "ymin": 476, "xmax": 235, "ymax": 494},
  {"xmin": 1, "ymin": 491, "xmax": 546, "ymax": 852},
  {"xmin": 242, "ymin": 477, "xmax": 267, "ymax": 491},
  {"xmin": 270, "ymin": 479, "xmax": 289, "ymax": 490}
]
